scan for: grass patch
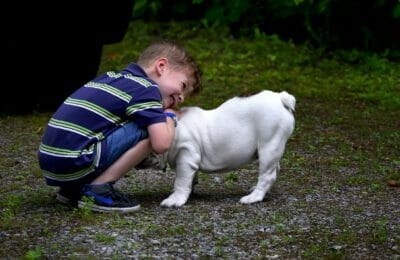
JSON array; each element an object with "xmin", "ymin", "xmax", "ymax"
[{"xmin": 100, "ymin": 21, "xmax": 400, "ymax": 110}]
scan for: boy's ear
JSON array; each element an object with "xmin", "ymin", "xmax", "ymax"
[{"xmin": 156, "ymin": 58, "xmax": 168, "ymax": 75}]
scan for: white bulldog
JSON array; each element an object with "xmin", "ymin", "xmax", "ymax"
[{"xmin": 161, "ymin": 90, "xmax": 296, "ymax": 207}]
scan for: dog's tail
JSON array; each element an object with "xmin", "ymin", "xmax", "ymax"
[{"xmin": 279, "ymin": 91, "xmax": 296, "ymax": 113}]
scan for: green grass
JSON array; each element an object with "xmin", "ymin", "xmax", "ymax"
[
  {"xmin": 100, "ymin": 20, "xmax": 400, "ymax": 110},
  {"xmin": 0, "ymin": 20, "xmax": 399, "ymax": 258}
]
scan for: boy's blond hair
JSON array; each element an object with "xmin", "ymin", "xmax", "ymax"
[{"xmin": 137, "ymin": 40, "xmax": 202, "ymax": 96}]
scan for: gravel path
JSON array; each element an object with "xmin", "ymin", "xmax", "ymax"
[{"xmin": 1, "ymin": 101, "xmax": 399, "ymax": 258}]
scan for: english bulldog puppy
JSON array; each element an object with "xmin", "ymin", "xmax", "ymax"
[{"xmin": 161, "ymin": 90, "xmax": 296, "ymax": 207}]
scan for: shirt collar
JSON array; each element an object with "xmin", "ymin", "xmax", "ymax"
[
  {"xmin": 124, "ymin": 63, "xmax": 149, "ymax": 77},
  {"xmin": 123, "ymin": 63, "xmax": 158, "ymax": 87}
]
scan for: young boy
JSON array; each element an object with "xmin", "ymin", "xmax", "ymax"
[{"xmin": 38, "ymin": 40, "xmax": 201, "ymax": 213}]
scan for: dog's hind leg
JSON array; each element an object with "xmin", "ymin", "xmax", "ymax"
[
  {"xmin": 240, "ymin": 139, "xmax": 285, "ymax": 204},
  {"xmin": 240, "ymin": 166, "xmax": 277, "ymax": 204}
]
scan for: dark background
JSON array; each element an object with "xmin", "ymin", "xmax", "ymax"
[
  {"xmin": 3, "ymin": 0, "xmax": 399, "ymax": 114},
  {"xmin": 3, "ymin": 0, "xmax": 135, "ymax": 114},
  {"xmin": 132, "ymin": 0, "xmax": 400, "ymax": 52}
]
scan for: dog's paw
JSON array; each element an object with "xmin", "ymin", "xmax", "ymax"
[
  {"xmin": 160, "ymin": 193, "xmax": 188, "ymax": 207},
  {"xmin": 239, "ymin": 190, "xmax": 265, "ymax": 204}
]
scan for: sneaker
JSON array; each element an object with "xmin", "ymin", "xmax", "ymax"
[
  {"xmin": 78, "ymin": 183, "xmax": 140, "ymax": 213},
  {"xmin": 56, "ymin": 186, "xmax": 83, "ymax": 205}
]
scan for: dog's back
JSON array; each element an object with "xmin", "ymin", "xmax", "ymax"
[{"xmin": 169, "ymin": 90, "xmax": 295, "ymax": 171}]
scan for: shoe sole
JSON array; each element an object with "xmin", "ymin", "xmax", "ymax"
[{"xmin": 77, "ymin": 201, "xmax": 140, "ymax": 213}]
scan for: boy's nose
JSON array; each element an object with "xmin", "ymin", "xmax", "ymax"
[{"xmin": 178, "ymin": 94, "xmax": 184, "ymax": 103}]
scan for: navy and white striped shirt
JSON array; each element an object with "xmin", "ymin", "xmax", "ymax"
[{"xmin": 38, "ymin": 64, "xmax": 166, "ymax": 184}]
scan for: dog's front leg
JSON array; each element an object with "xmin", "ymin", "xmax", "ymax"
[{"xmin": 161, "ymin": 159, "xmax": 198, "ymax": 207}]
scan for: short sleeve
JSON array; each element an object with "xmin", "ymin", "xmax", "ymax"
[{"xmin": 126, "ymin": 86, "xmax": 166, "ymax": 127}]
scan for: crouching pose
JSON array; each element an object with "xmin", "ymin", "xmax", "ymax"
[
  {"xmin": 161, "ymin": 90, "xmax": 295, "ymax": 207},
  {"xmin": 38, "ymin": 40, "xmax": 201, "ymax": 213}
]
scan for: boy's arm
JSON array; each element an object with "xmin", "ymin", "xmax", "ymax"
[{"xmin": 147, "ymin": 112, "xmax": 176, "ymax": 154}]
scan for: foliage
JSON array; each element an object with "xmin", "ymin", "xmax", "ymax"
[
  {"xmin": 25, "ymin": 246, "xmax": 43, "ymax": 260},
  {"xmin": 131, "ymin": 0, "xmax": 400, "ymax": 53},
  {"xmin": 75, "ymin": 196, "xmax": 96, "ymax": 220},
  {"xmin": 100, "ymin": 20, "xmax": 400, "ymax": 110}
]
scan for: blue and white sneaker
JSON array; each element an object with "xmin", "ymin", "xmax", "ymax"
[{"xmin": 78, "ymin": 183, "xmax": 140, "ymax": 213}]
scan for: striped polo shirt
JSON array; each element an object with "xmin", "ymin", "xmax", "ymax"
[{"xmin": 38, "ymin": 63, "xmax": 166, "ymax": 185}]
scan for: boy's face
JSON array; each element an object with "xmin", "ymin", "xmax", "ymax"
[{"xmin": 157, "ymin": 66, "xmax": 192, "ymax": 109}]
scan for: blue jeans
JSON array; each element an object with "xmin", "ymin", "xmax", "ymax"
[
  {"xmin": 99, "ymin": 121, "xmax": 149, "ymax": 172},
  {"xmin": 56, "ymin": 121, "xmax": 148, "ymax": 188}
]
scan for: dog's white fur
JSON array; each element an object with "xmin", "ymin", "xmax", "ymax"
[{"xmin": 161, "ymin": 90, "xmax": 296, "ymax": 207}]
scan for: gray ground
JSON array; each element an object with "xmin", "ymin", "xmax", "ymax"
[{"xmin": 1, "ymin": 99, "xmax": 399, "ymax": 258}]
